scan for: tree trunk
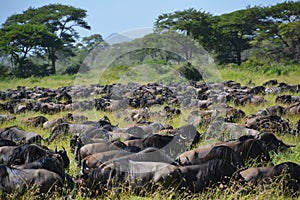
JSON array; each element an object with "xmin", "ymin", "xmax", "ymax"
[
  {"xmin": 236, "ymin": 48, "xmax": 242, "ymax": 65},
  {"xmin": 50, "ymin": 56, "xmax": 56, "ymax": 75},
  {"xmin": 48, "ymin": 47, "xmax": 56, "ymax": 75}
]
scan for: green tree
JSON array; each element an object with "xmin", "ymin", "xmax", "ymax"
[
  {"xmin": 214, "ymin": 7, "xmax": 261, "ymax": 65},
  {"xmin": 154, "ymin": 7, "xmax": 261, "ymax": 65},
  {"xmin": 81, "ymin": 34, "xmax": 107, "ymax": 53},
  {"xmin": 252, "ymin": 1, "xmax": 300, "ymax": 63},
  {"xmin": 0, "ymin": 23, "xmax": 58, "ymax": 77},
  {"xmin": 155, "ymin": 8, "xmax": 215, "ymax": 51},
  {"xmin": 3, "ymin": 4, "xmax": 91, "ymax": 74}
]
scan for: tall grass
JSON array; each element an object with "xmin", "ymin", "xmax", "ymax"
[{"xmin": 218, "ymin": 64, "xmax": 300, "ymax": 86}]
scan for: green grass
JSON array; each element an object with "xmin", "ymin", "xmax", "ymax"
[
  {"xmin": 0, "ymin": 64, "xmax": 299, "ymax": 199},
  {"xmin": 0, "ymin": 74, "xmax": 77, "ymax": 90},
  {"xmin": 218, "ymin": 64, "xmax": 300, "ymax": 86}
]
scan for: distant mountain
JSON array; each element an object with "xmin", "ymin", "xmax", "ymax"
[
  {"xmin": 105, "ymin": 28, "xmax": 153, "ymax": 45},
  {"xmin": 105, "ymin": 33, "xmax": 132, "ymax": 45}
]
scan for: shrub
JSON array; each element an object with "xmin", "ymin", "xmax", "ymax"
[{"xmin": 178, "ymin": 62, "xmax": 203, "ymax": 81}]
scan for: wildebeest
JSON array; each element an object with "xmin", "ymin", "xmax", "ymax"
[
  {"xmin": 7, "ymin": 143, "xmax": 69, "ymax": 168},
  {"xmin": 257, "ymin": 132, "xmax": 295, "ymax": 152},
  {"xmin": 176, "ymin": 138, "xmax": 270, "ymax": 166},
  {"xmin": 14, "ymin": 157, "xmax": 65, "ymax": 180},
  {"xmin": 263, "ymin": 79, "xmax": 278, "ymax": 86},
  {"xmin": 46, "ymin": 123, "xmax": 96, "ymax": 142},
  {"xmin": 276, "ymin": 95, "xmax": 300, "ymax": 104},
  {"xmin": 245, "ymin": 114, "xmax": 291, "ymax": 134},
  {"xmin": 81, "ymin": 150, "xmax": 134, "ymax": 171},
  {"xmin": 240, "ymin": 161, "xmax": 300, "ymax": 194},
  {"xmin": 0, "ymin": 114, "xmax": 16, "ymax": 123},
  {"xmin": 76, "ymin": 140, "xmax": 127, "ymax": 165},
  {"xmin": 178, "ymin": 159, "xmax": 238, "ymax": 193},
  {"xmin": 0, "ymin": 164, "xmax": 63, "ymax": 194},
  {"xmin": 98, "ymin": 147, "xmax": 175, "ymax": 168},
  {"xmin": 0, "ymin": 146, "xmax": 18, "ymax": 165},
  {"xmin": 82, "ymin": 160, "xmax": 178, "ymax": 193},
  {"xmin": 22, "ymin": 116, "xmax": 48, "ymax": 127},
  {"xmin": 43, "ymin": 117, "xmax": 65, "ymax": 129},
  {"xmin": 0, "ymin": 126, "xmax": 42, "ymax": 144},
  {"xmin": 124, "ymin": 139, "xmax": 145, "ymax": 149},
  {"xmin": 176, "ymin": 145, "xmax": 243, "ymax": 167},
  {"xmin": 255, "ymin": 106, "xmax": 285, "ymax": 117},
  {"xmin": 83, "ymin": 158, "xmax": 238, "ymax": 194},
  {"xmin": 285, "ymin": 102, "xmax": 300, "ymax": 115},
  {"xmin": 140, "ymin": 125, "xmax": 200, "ymax": 156},
  {"xmin": 62, "ymin": 113, "xmax": 89, "ymax": 123}
]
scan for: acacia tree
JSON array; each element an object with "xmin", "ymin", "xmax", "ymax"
[
  {"xmin": 3, "ymin": 4, "xmax": 91, "ymax": 74},
  {"xmin": 0, "ymin": 24, "xmax": 58, "ymax": 77},
  {"xmin": 214, "ymin": 7, "xmax": 262, "ymax": 65},
  {"xmin": 154, "ymin": 7, "xmax": 261, "ymax": 65},
  {"xmin": 252, "ymin": 1, "xmax": 300, "ymax": 63},
  {"xmin": 155, "ymin": 8, "xmax": 215, "ymax": 51}
]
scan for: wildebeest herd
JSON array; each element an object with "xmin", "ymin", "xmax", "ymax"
[{"xmin": 0, "ymin": 79, "xmax": 299, "ymax": 198}]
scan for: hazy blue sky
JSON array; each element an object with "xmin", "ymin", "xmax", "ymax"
[{"xmin": 0, "ymin": 0, "xmax": 288, "ymax": 39}]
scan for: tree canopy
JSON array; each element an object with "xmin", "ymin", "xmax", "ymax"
[
  {"xmin": 0, "ymin": 4, "xmax": 91, "ymax": 76},
  {"xmin": 155, "ymin": 1, "xmax": 300, "ymax": 65}
]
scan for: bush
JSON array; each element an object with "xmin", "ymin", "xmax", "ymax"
[
  {"xmin": 0, "ymin": 64, "xmax": 10, "ymax": 77},
  {"xmin": 63, "ymin": 63, "xmax": 90, "ymax": 75},
  {"xmin": 178, "ymin": 62, "xmax": 203, "ymax": 81},
  {"xmin": 11, "ymin": 60, "xmax": 50, "ymax": 78}
]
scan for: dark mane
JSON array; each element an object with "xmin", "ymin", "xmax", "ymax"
[{"xmin": 0, "ymin": 164, "xmax": 9, "ymax": 178}]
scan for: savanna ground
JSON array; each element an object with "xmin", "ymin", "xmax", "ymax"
[{"xmin": 0, "ymin": 64, "xmax": 299, "ymax": 199}]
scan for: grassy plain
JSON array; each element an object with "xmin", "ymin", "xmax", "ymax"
[{"xmin": 0, "ymin": 64, "xmax": 299, "ymax": 199}]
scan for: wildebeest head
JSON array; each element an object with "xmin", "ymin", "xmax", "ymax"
[
  {"xmin": 257, "ymin": 132, "xmax": 295, "ymax": 152},
  {"xmin": 47, "ymin": 123, "xmax": 69, "ymax": 143},
  {"xmin": 70, "ymin": 133, "xmax": 80, "ymax": 153},
  {"xmin": 272, "ymin": 162, "xmax": 300, "ymax": 193},
  {"xmin": 82, "ymin": 162, "xmax": 118, "ymax": 188},
  {"xmin": 276, "ymin": 95, "xmax": 291, "ymax": 104},
  {"xmin": 272, "ymin": 162, "xmax": 300, "ymax": 177},
  {"xmin": 235, "ymin": 139, "xmax": 271, "ymax": 164},
  {"xmin": 55, "ymin": 146, "xmax": 70, "ymax": 168},
  {"xmin": 98, "ymin": 115, "xmax": 111, "ymax": 126},
  {"xmin": 174, "ymin": 125, "xmax": 201, "ymax": 149}
]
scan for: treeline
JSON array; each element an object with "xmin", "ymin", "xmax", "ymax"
[
  {"xmin": 155, "ymin": 1, "xmax": 300, "ymax": 66},
  {"xmin": 0, "ymin": 1, "xmax": 299, "ymax": 78}
]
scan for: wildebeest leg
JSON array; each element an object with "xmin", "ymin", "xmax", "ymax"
[
  {"xmin": 74, "ymin": 139, "xmax": 83, "ymax": 163},
  {"xmin": 65, "ymin": 173, "xmax": 75, "ymax": 191}
]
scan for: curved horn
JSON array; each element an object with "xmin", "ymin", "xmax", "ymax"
[
  {"xmin": 62, "ymin": 146, "xmax": 66, "ymax": 152},
  {"xmin": 179, "ymin": 134, "xmax": 187, "ymax": 140},
  {"xmin": 55, "ymin": 146, "xmax": 57, "ymax": 153}
]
